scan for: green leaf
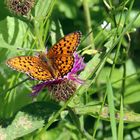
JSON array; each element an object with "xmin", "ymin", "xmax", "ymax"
[
  {"xmin": 0, "ymin": 16, "xmax": 32, "ymax": 51},
  {"xmin": 118, "ymin": 97, "xmax": 124, "ymax": 140},
  {"xmin": 0, "ymin": 111, "xmax": 44, "ymax": 140},
  {"xmin": 106, "ymin": 77, "xmax": 117, "ymax": 140},
  {"xmin": 34, "ymin": 0, "xmax": 54, "ymax": 18},
  {"xmin": 74, "ymin": 103, "xmax": 140, "ymax": 123}
]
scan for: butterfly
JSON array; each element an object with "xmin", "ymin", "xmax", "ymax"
[{"xmin": 6, "ymin": 31, "xmax": 82, "ymax": 81}]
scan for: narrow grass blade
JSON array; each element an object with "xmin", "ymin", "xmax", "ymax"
[
  {"xmin": 106, "ymin": 76, "xmax": 117, "ymax": 140},
  {"xmin": 118, "ymin": 96, "xmax": 124, "ymax": 140}
]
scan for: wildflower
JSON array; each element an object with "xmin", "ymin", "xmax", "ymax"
[
  {"xmin": 31, "ymin": 53, "xmax": 85, "ymax": 101},
  {"xmin": 6, "ymin": 0, "xmax": 35, "ymax": 15}
]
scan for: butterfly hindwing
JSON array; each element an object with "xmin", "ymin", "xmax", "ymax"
[{"xmin": 54, "ymin": 55, "xmax": 74, "ymax": 77}]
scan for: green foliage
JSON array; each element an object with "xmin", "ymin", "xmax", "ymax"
[
  {"xmin": 1, "ymin": 0, "xmax": 140, "ymax": 139},
  {"xmin": 1, "ymin": 111, "xmax": 44, "ymax": 140}
]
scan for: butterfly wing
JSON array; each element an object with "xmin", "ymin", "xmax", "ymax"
[
  {"xmin": 47, "ymin": 31, "xmax": 82, "ymax": 77},
  {"xmin": 54, "ymin": 55, "xmax": 74, "ymax": 77},
  {"xmin": 47, "ymin": 31, "xmax": 82, "ymax": 58},
  {"xmin": 6, "ymin": 31, "xmax": 82, "ymax": 80},
  {"xmin": 6, "ymin": 56, "xmax": 53, "ymax": 81}
]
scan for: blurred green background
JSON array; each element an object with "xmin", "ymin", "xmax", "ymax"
[{"xmin": 1, "ymin": 0, "xmax": 140, "ymax": 139}]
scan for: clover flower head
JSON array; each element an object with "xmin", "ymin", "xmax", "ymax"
[{"xmin": 6, "ymin": 0, "xmax": 35, "ymax": 15}]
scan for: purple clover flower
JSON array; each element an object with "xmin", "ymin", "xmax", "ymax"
[{"xmin": 31, "ymin": 53, "xmax": 85, "ymax": 100}]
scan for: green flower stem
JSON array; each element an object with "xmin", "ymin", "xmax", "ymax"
[
  {"xmin": 83, "ymin": 0, "xmax": 94, "ymax": 49},
  {"xmin": 68, "ymin": 107, "xmax": 92, "ymax": 139},
  {"xmin": 92, "ymin": 90, "xmax": 107, "ymax": 139},
  {"xmin": 40, "ymin": 91, "xmax": 78, "ymax": 132},
  {"xmin": 2, "ymin": 78, "xmax": 30, "ymax": 95}
]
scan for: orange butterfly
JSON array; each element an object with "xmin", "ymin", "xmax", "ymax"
[{"xmin": 7, "ymin": 31, "xmax": 82, "ymax": 81}]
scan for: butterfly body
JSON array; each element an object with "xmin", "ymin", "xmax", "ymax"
[
  {"xmin": 7, "ymin": 31, "xmax": 82, "ymax": 81},
  {"xmin": 38, "ymin": 52, "xmax": 60, "ymax": 78}
]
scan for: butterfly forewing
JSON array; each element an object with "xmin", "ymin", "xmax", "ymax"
[
  {"xmin": 47, "ymin": 31, "xmax": 82, "ymax": 58},
  {"xmin": 7, "ymin": 56, "xmax": 53, "ymax": 81}
]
